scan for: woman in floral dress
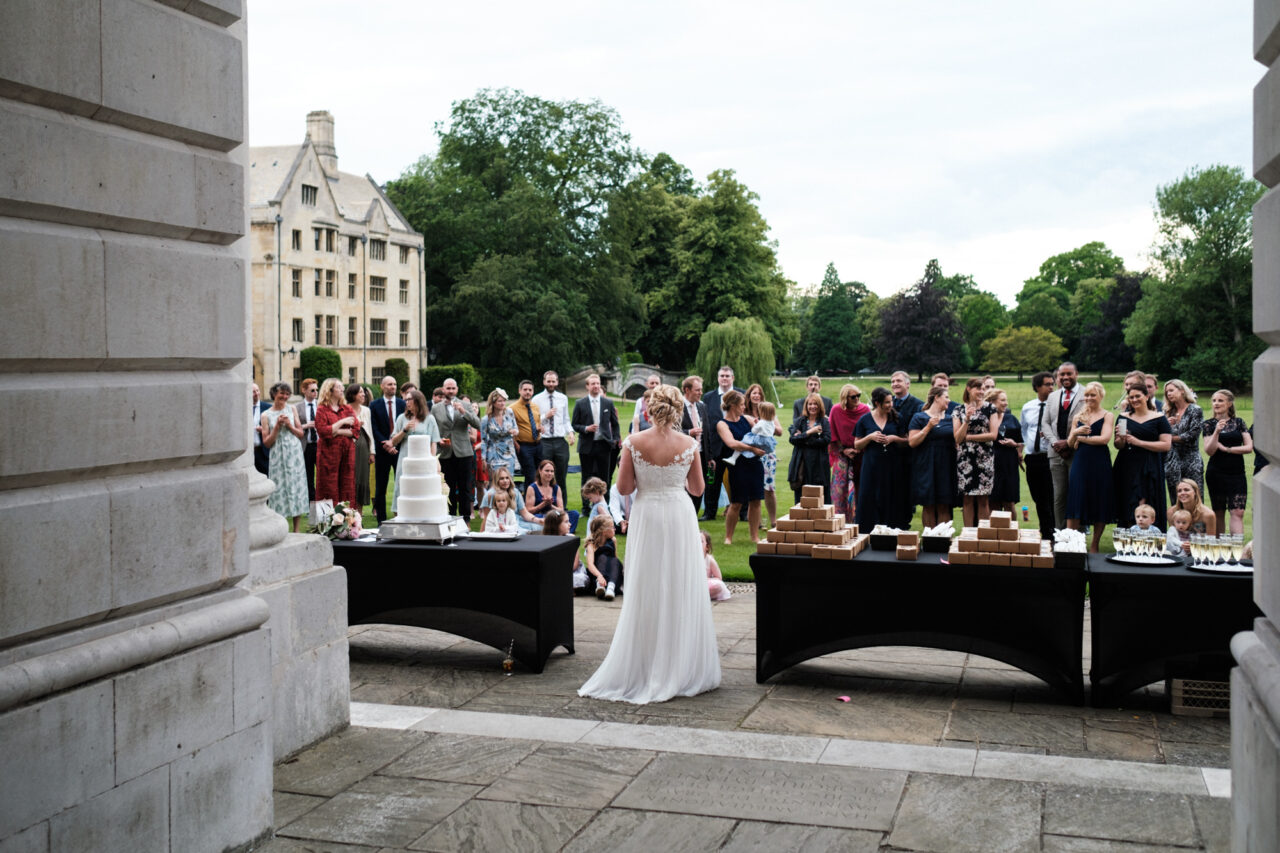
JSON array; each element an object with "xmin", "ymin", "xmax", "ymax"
[
  {"xmin": 954, "ymin": 377, "xmax": 1002, "ymax": 527},
  {"xmin": 261, "ymin": 382, "xmax": 309, "ymax": 531},
  {"xmin": 1163, "ymin": 379, "xmax": 1204, "ymax": 501},
  {"xmin": 480, "ymin": 388, "xmax": 519, "ymax": 481}
]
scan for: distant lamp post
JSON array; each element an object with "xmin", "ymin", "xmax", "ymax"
[{"xmin": 275, "ymin": 212, "xmax": 283, "ymax": 382}]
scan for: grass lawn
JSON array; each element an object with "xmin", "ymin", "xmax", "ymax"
[{"xmin": 362, "ymin": 374, "xmax": 1256, "ymax": 583}]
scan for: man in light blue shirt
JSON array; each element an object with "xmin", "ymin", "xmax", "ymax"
[{"xmin": 1021, "ymin": 371, "xmax": 1056, "ymax": 538}]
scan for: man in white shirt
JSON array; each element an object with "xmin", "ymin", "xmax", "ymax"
[
  {"xmin": 1021, "ymin": 371, "xmax": 1056, "ymax": 538},
  {"xmin": 571, "ymin": 373, "xmax": 621, "ymax": 514},
  {"xmin": 294, "ymin": 378, "xmax": 320, "ymax": 509},
  {"xmin": 533, "ymin": 370, "xmax": 574, "ymax": 498}
]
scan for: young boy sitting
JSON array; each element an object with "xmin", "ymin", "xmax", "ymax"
[
  {"xmin": 1166, "ymin": 508, "xmax": 1192, "ymax": 556},
  {"xmin": 726, "ymin": 401, "xmax": 778, "ymax": 465},
  {"xmin": 1128, "ymin": 503, "xmax": 1161, "ymax": 535}
]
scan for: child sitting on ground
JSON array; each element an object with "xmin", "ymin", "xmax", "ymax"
[
  {"xmin": 581, "ymin": 477, "xmax": 611, "ymax": 523},
  {"xmin": 1128, "ymin": 503, "xmax": 1161, "ymax": 535},
  {"xmin": 483, "ymin": 489, "xmax": 519, "ymax": 533},
  {"xmin": 726, "ymin": 401, "xmax": 778, "ymax": 465},
  {"xmin": 701, "ymin": 531, "xmax": 731, "ymax": 601},
  {"xmin": 544, "ymin": 510, "xmax": 589, "ymax": 592},
  {"xmin": 1166, "ymin": 508, "xmax": 1192, "ymax": 556},
  {"xmin": 584, "ymin": 514, "xmax": 623, "ymax": 601}
]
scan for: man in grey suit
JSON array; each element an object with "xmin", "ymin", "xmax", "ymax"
[
  {"xmin": 1040, "ymin": 362, "xmax": 1084, "ymax": 530},
  {"xmin": 430, "ymin": 377, "xmax": 482, "ymax": 523},
  {"xmin": 680, "ymin": 375, "xmax": 712, "ymax": 512}
]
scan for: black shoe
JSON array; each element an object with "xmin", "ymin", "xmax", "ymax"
[{"xmin": 700, "ymin": 514, "xmax": 717, "ymax": 522}]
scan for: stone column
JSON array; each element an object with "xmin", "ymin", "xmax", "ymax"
[
  {"xmin": 1234, "ymin": 3, "xmax": 1280, "ymax": 850},
  {"xmin": 0, "ymin": 2, "xmax": 273, "ymax": 851}
]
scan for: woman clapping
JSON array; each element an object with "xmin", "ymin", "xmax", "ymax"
[
  {"xmin": 1065, "ymin": 382, "xmax": 1115, "ymax": 553},
  {"xmin": 1203, "ymin": 389, "xmax": 1252, "ymax": 534},
  {"xmin": 954, "ymin": 378, "xmax": 1002, "ymax": 527},
  {"xmin": 907, "ymin": 384, "xmax": 958, "ymax": 529},
  {"xmin": 787, "ymin": 393, "xmax": 831, "ymax": 505}
]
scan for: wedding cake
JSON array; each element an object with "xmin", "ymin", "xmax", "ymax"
[{"xmin": 394, "ymin": 435, "xmax": 449, "ymax": 522}]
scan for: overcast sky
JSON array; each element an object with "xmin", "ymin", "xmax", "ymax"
[{"xmin": 248, "ymin": 1, "xmax": 1256, "ymax": 305}]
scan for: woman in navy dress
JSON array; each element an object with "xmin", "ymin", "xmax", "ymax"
[
  {"xmin": 1112, "ymin": 385, "xmax": 1173, "ymax": 530},
  {"xmin": 1203, "ymin": 388, "xmax": 1253, "ymax": 535},
  {"xmin": 907, "ymin": 384, "xmax": 957, "ymax": 530},
  {"xmin": 990, "ymin": 389, "xmax": 1023, "ymax": 515},
  {"xmin": 1065, "ymin": 381, "xmax": 1115, "ymax": 553},
  {"xmin": 715, "ymin": 389, "xmax": 764, "ymax": 545},
  {"xmin": 854, "ymin": 387, "xmax": 908, "ymax": 529}
]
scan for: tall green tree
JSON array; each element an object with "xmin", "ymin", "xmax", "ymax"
[
  {"xmin": 1076, "ymin": 273, "xmax": 1144, "ymax": 370},
  {"xmin": 1014, "ymin": 242, "xmax": 1124, "ymax": 354},
  {"xmin": 794, "ymin": 263, "xmax": 866, "ymax": 371},
  {"xmin": 957, "ymin": 291, "xmax": 1010, "ymax": 369},
  {"xmin": 980, "ymin": 326, "xmax": 1065, "ymax": 374},
  {"xmin": 1010, "ymin": 291, "xmax": 1070, "ymax": 342},
  {"xmin": 1124, "ymin": 165, "xmax": 1265, "ymax": 387},
  {"xmin": 874, "ymin": 259, "xmax": 965, "ymax": 378},
  {"xmin": 385, "ymin": 88, "xmax": 645, "ymax": 375}
]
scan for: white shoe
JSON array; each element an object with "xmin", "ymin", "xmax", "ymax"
[
  {"xmin": 604, "ymin": 582, "xmax": 616, "ymax": 601},
  {"xmin": 595, "ymin": 583, "xmax": 606, "ymax": 599}
]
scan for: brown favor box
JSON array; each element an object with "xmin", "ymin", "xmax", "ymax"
[
  {"xmin": 794, "ymin": 519, "xmax": 815, "ymax": 531},
  {"xmin": 896, "ymin": 545, "xmax": 919, "ymax": 561},
  {"xmin": 785, "ymin": 531, "xmax": 807, "ymax": 543},
  {"xmin": 977, "ymin": 522, "xmax": 999, "ymax": 540},
  {"xmin": 1010, "ymin": 553, "xmax": 1033, "ymax": 567},
  {"xmin": 804, "ymin": 531, "xmax": 827, "ymax": 544},
  {"xmin": 996, "ymin": 526, "xmax": 1019, "ymax": 541},
  {"xmin": 897, "ymin": 531, "xmax": 920, "ymax": 547},
  {"xmin": 776, "ymin": 518, "xmax": 796, "ymax": 531},
  {"xmin": 948, "ymin": 547, "xmax": 969, "ymax": 565},
  {"xmin": 996, "ymin": 539, "xmax": 1019, "ymax": 553},
  {"xmin": 958, "ymin": 538, "xmax": 980, "ymax": 552},
  {"xmin": 800, "ymin": 496, "xmax": 823, "ymax": 509},
  {"xmin": 789, "ymin": 506, "xmax": 809, "ymax": 520},
  {"xmin": 986, "ymin": 553, "xmax": 1011, "ymax": 566},
  {"xmin": 802, "ymin": 484, "xmax": 825, "ymax": 498},
  {"xmin": 810, "ymin": 505, "xmax": 834, "ymax": 520},
  {"xmin": 811, "ymin": 545, "xmax": 832, "ymax": 559},
  {"xmin": 795, "ymin": 543, "xmax": 814, "ymax": 556},
  {"xmin": 757, "ymin": 541, "xmax": 777, "ymax": 554},
  {"xmin": 766, "ymin": 529, "xmax": 787, "ymax": 543},
  {"xmin": 813, "ymin": 517, "xmax": 840, "ymax": 532},
  {"xmin": 1016, "ymin": 539, "xmax": 1040, "ymax": 554},
  {"xmin": 1031, "ymin": 553, "xmax": 1054, "ymax": 568},
  {"xmin": 988, "ymin": 510, "xmax": 1015, "ymax": 528},
  {"xmin": 776, "ymin": 542, "xmax": 797, "ymax": 555},
  {"xmin": 829, "ymin": 544, "xmax": 855, "ymax": 560}
]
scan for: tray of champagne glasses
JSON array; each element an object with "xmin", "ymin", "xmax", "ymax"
[
  {"xmin": 1184, "ymin": 532, "xmax": 1251, "ymax": 574},
  {"xmin": 1107, "ymin": 527, "xmax": 1181, "ymax": 566}
]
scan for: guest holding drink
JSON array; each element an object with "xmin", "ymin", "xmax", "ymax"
[
  {"xmin": 853, "ymin": 387, "xmax": 907, "ymax": 530},
  {"xmin": 907, "ymin": 384, "xmax": 958, "ymax": 529},
  {"xmin": 828, "ymin": 384, "xmax": 869, "ymax": 521},
  {"xmin": 631, "ymin": 374, "xmax": 661, "ymax": 432},
  {"xmin": 315, "ymin": 378, "xmax": 358, "ymax": 507},
  {"xmin": 990, "ymin": 388, "xmax": 1022, "ymax": 516},
  {"xmin": 261, "ymin": 382, "xmax": 308, "ymax": 532},
  {"xmin": 1162, "ymin": 379, "xmax": 1204, "ymax": 500},
  {"xmin": 1203, "ymin": 389, "xmax": 1252, "ymax": 534},
  {"xmin": 1065, "ymin": 382, "xmax": 1115, "ymax": 553},
  {"xmin": 526, "ymin": 458, "xmax": 579, "ymax": 532},
  {"xmin": 954, "ymin": 377, "xmax": 1002, "ymax": 527},
  {"xmin": 788, "ymin": 393, "xmax": 832, "ymax": 505},
  {"xmin": 346, "ymin": 384, "xmax": 374, "ymax": 518},
  {"xmin": 716, "ymin": 390, "xmax": 764, "ymax": 545},
  {"xmin": 1113, "ymin": 384, "xmax": 1173, "ymax": 530},
  {"xmin": 480, "ymin": 388, "xmax": 519, "ymax": 482}
]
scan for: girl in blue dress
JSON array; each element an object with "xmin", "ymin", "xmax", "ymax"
[{"xmin": 1065, "ymin": 381, "xmax": 1115, "ymax": 553}]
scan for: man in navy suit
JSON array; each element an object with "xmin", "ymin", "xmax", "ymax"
[
  {"xmin": 370, "ymin": 374, "xmax": 405, "ymax": 523},
  {"xmin": 251, "ymin": 383, "xmax": 270, "ymax": 476},
  {"xmin": 701, "ymin": 365, "xmax": 743, "ymax": 521},
  {"xmin": 571, "ymin": 373, "xmax": 621, "ymax": 514}
]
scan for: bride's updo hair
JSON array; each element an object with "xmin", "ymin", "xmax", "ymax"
[{"xmin": 646, "ymin": 384, "xmax": 684, "ymax": 430}]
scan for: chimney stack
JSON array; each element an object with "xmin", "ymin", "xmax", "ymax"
[{"xmin": 306, "ymin": 110, "xmax": 337, "ymax": 177}]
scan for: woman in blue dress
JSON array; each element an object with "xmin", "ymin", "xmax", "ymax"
[
  {"xmin": 715, "ymin": 390, "xmax": 764, "ymax": 545},
  {"xmin": 907, "ymin": 384, "xmax": 957, "ymax": 529},
  {"xmin": 1065, "ymin": 381, "xmax": 1116, "ymax": 553},
  {"xmin": 854, "ymin": 387, "xmax": 908, "ymax": 529},
  {"xmin": 990, "ymin": 389, "xmax": 1023, "ymax": 515},
  {"xmin": 480, "ymin": 388, "xmax": 518, "ymax": 481},
  {"xmin": 1112, "ymin": 385, "xmax": 1173, "ymax": 529}
]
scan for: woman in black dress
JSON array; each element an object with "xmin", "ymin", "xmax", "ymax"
[
  {"xmin": 1203, "ymin": 389, "xmax": 1252, "ymax": 535},
  {"xmin": 1112, "ymin": 385, "xmax": 1173, "ymax": 530},
  {"xmin": 854, "ymin": 387, "xmax": 908, "ymax": 529},
  {"xmin": 787, "ymin": 393, "xmax": 831, "ymax": 505},
  {"xmin": 990, "ymin": 389, "xmax": 1022, "ymax": 515},
  {"xmin": 1066, "ymin": 382, "xmax": 1115, "ymax": 553},
  {"xmin": 907, "ymin": 384, "xmax": 957, "ymax": 529},
  {"xmin": 716, "ymin": 390, "xmax": 764, "ymax": 545}
]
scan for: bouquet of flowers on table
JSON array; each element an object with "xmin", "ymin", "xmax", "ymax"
[{"xmin": 311, "ymin": 501, "xmax": 362, "ymax": 540}]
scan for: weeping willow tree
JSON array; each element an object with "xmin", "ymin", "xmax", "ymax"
[{"xmin": 694, "ymin": 317, "xmax": 774, "ymax": 391}]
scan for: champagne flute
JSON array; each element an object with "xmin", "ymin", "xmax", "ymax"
[{"xmin": 1189, "ymin": 534, "xmax": 1202, "ymax": 567}]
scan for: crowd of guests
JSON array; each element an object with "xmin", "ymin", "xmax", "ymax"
[{"xmin": 251, "ymin": 362, "xmax": 1257, "ymax": 560}]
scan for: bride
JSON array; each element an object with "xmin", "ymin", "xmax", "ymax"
[{"xmin": 578, "ymin": 384, "xmax": 721, "ymax": 704}]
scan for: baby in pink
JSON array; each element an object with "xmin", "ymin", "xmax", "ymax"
[{"xmin": 701, "ymin": 531, "xmax": 731, "ymax": 601}]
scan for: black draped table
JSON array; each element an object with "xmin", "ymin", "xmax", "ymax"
[
  {"xmin": 332, "ymin": 535, "xmax": 578, "ymax": 672},
  {"xmin": 750, "ymin": 549, "xmax": 1088, "ymax": 703},
  {"xmin": 1086, "ymin": 554, "xmax": 1261, "ymax": 707}
]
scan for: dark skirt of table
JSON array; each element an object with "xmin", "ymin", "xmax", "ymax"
[{"xmin": 333, "ymin": 534, "xmax": 579, "ymax": 672}]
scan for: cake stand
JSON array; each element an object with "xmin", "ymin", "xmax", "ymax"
[{"xmin": 376, "ymin": 515, "xmax": 466, "ymax": 543}]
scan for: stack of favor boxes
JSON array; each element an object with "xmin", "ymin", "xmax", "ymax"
[
  {"xmin": 948, "ymin": 510, "xmax": 1054, "ymax": 567},
  {"xmin": 757, "ymin": 485, "xmax": 868, "ymax": 559}
]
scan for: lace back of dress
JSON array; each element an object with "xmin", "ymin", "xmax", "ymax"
[{"xmin": 626, "ymin": 437, "xmax": 697, "ymax": 492}]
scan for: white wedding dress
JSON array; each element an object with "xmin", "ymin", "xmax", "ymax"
[{"xmin": 579, "ymin": 436, "xmax": 721, "ymax": 704}]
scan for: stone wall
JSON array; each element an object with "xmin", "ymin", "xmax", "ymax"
[
  {"xmin": 0, "ymin": 1, "xmax": 274, "ymax": 851},
  {"xmin": 1234, "ymin": 2, "xmax": 1280, "ymax": 850}
]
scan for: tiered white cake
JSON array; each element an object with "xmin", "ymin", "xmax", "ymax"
[{"xmin": 394, "ymin": 435, "xmax": 449, "ymax": 522}]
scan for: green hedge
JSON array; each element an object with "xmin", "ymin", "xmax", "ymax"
[
  {"xmin": 384, "ymin": 357, "xmax": 410, "ymax": 388},
  {"xmin": 299, "ymin": 346, "xmax": 342, "ymax": 384},
  {"xmin": 419, "ymin": 364, "xmax": 483, "ymax": 399}
]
